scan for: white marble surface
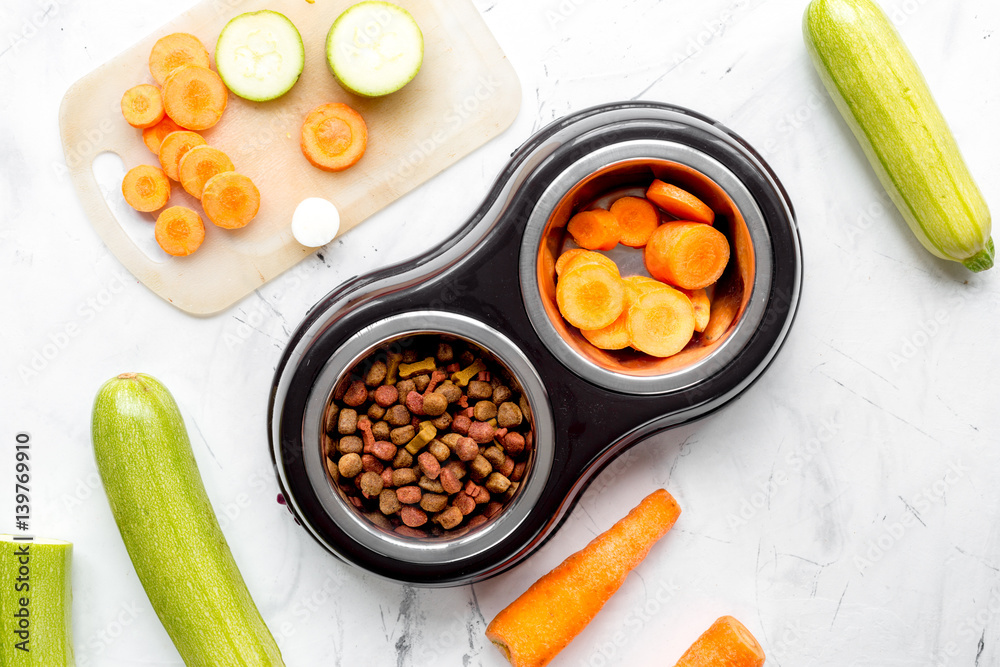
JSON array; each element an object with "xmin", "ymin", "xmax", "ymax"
[{"xmin": 3, "ymin": 0, "xmax": 1000, "ymax": 664}]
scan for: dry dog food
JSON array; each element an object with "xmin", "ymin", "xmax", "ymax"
[{"xmin": 322, "ymin": 336, "xmax": 534, "ymax": 538}]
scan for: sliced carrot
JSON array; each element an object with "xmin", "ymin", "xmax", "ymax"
[
  {"xmin": 561, "ymin": 250, "xmax": 619, "ymax": 277},
  {"xmin": 673, "ymin": 616, "xmax": 765, "ymax": 667},
  {"xmin": 155, "ymin": 206, "xmax": 205, "ymax": 257},
  {"xmin": 627, "ymin": 287, "xmax": 696, "ymax": 358},
  {"xmin": 121, "ymin": 84, "xmax": 165, "ymax": 129},
  {"xmin": 556, "ymin": 264, "xmax": 626, "ymax": 331},
  {"xmin": 177, "ymin": 145, "xmax": 234, "ymax": 199},
  {"xmin": 680, "ymin": 288, "xmax": 711, "ymax": 333},
  {"xmin": 486, "ymin": 489, "xmax": 681, "ymax": 667},
  {"xmin": 566, "ymin": 210, "xmax": 619, "ymax": 251},
  {"xmin": 121, "ymin": 165, "xmax": 170, "ymax": 212},
  {"xmin": 201, "ymin": 172, "xmax": 260, "ymax": 230},
  {"xmin": 149, "ymin": 32, "xmax": 211, "ymax": 86},
  {"xmin": 581, "ymin": 309, "xmax": 630, "ymax": 350},
  {"xmin": 142, "ymin": 116, "xmax": 183, "ymax": 154},
  {"xmin": 644, "ymin": 222, "xmax": 731, "ymax": 290},
  {"xmin": 646, "ymin": 180, "xmax": 715, "ymax": 225},
  {"xmin": 300, "ymin": 102, "xmax": 368, "ymax": 172},
  {"xmin": 610, "ymin": 196, "xmax": 660, "ymax": 248},
  {"xmin": 161, "ymin": 65, "xmax": 228, "ymax": 131},
  {"xmin": 158, "ymin": 131, "xmax": 206, "ymax": 181},
  {"xmin": 555, "ymin": 249, "xmax": 588, "ymax": 277},
  {"xmin": 702, "ymin": 280, "xmax": 742, "ymax": 344}
]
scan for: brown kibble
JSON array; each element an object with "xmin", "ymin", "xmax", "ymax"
[
  {"xmin": 473, "ymin": 400, "xmax": 498, "ymax": 422},
  {"xmin": 499, "ymin": 455, "xmax": 515, "ymax": 478},
  {"xmin": 467, "ymin": 380, "xmax": 493, "ymax": 400},
  {"xmin": 395, "ymin": 525, "xmax": 426, "ymax": 538},
  {"xmin": 372, "ymin": 420, "xmax": 391, "ymax": 440},
  {"xmin": 467, "ymin": 514, "xmax": 488, "ymax": 529},
  {"xmin": 483, "ymin": 445, "xmax": 505, "ymax": 468},
  {"xmin": 440, "ymin": 466, "xmax": 463, "ymax": 494},
  {"xmin": 396, "ymin": 485, "xmax": 422, "ymax": 504},
  {"xmin": 436, "ymin": 505, "xmax": 463, "ymax": 529},
  {"xmin": 435, "ymin": 382, "xmax": 462, "ymax": 404},
  {"xmin": 440, "ymin": 433, "xmax": 461, "ymax": 448},
  {"xmin": 475, "ymin": 489, "xmax": 491, "ymax": 504},
  {"xmin": 338, "ymin": 452, "xmax": 362, "ymax": 478},
  {"xmin": 492, "ymin": 385, "xmax": 512, "ymax": 404},
  {"xmin": 323, "ymin": 434, "xmax": 337, "ymax": 460},
  {"xmin": 379, "ymin": 489, "xmax": 402, "ymax": 515},
  {"xmin": 374, "ymin": 384, "xmax": 398, "ymax": 407},
  {"xmin": 421, "ymin": 392, "xmax": 448, "ymax": 417},
  {"xmin": 359, "ymin": 471, "xmax": 383, "ymax": 498},
  {"xmin": 520, "ymin": 394, "xmax": 532, "ymax": 422},
  {"xmin": 428, "ymin": 439, "xmax": 450, "ymax": 462},
  {"xmin": 484, "ymin": 500, "xmax": 504, "ymax": 518},
  {"xmin": 430, "ymin": 411, "xmax": 453, "ymax": 430},
  {"xmin": 392, "ymin": 468, "xmax": 418, "ymax": 487},
  {"xmin": 452, "ymin": 414, "xmax": 472, "ymax": 435},
  {"xmin": 454, "ymin": 492, "xmax": 475, "ymax": 515},
  {"xmin": 390, "ymin": 425, "xmax": 416, "ymax": 446},
  {"xmin": 420, "ymin": 493, "xmax": 448, "ymax": 513},
  {"xmin": 325, "ymin": 457, "xmax": 340, "ymax": 482},
  {"xmin": 470, "ymin": 454, "xmax": 492, "ymax": 480},
  {"xmin": 444, "ymin": 460, "xmax": 467, "ymax": 480},
  {"xmin": 418, "ymin": 476, "xmax": 445, "ymax": 494},
  {"xmin": 343, "ymin": 381, "xmax": 368, "ymax": 407},
  {"xmin": 395, "ymin": 378, "xmax": 416, "ymax": 397},
  {"xmin": 392, "ymin": 448, "xmax": 414, "ymax": 469},
  {"xmin": 367, "ymin": 403, "xmax": 386, "ymax": 420},
  {"xmin": 338, "ymin": 408, "xmax": 358, "ymax": 435},
  {"xmin": 333, "ymin": 377, "xmax": 350, "ymax": 401},
  {"xmin": 385, "ymin": 404, "xmax": 411, "ymax": 426},
  {"xmin": 323, "ymin": 402, "xmax": 340, "ymax": 433},
  {"xmin": 400, "ymin": 505, "xmax": 428, "ymax": 527},
  {"xmin": 497, "ymin": 402, "xmax": 523, "ymax": 428},
  {"xmin": 413, "ymin": 374, "xmax": 431, "ymax": 392},
  {"xmin": 468, "ymin": 421, "xmax": 495, "ymax": 444},
  {"xmin": 455, "ymin": 437, "xmax": 479, "ymax": 462},
  {"xmin": 361, "ymin": 454, "xmax": 384, "ymax": 474},
  {"xmin": 436, "ymin": 343, "xmax": 454, "ymax": 363},
  {"xmin": 371, "ymin": 441, "xmax": 397, "ymax": 461},
  {"xmin": 418, "ymin": 451, "xmax": 441, "ymax": 480},
  {"xmin": 365, "ymin": 360, "xmax": 387, "ymax": 387},
  {"xmin": 503, "ymin": 432, "xmax": 525, "ymax": 456},
  {"xmin": 338, "ymin": 436, "xmax": 363, "ymax": 455},
  {"xmin": 484, "ymin": 472, "xmax": 511, "ymax": 494},
  {"xmin": 511, "ymin": 461, "xmax": 526, "ymax": 482}
]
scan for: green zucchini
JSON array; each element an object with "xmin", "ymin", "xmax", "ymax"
[
  {"xmin": 804, "ymin": 0, "xmax": 993, "ymax": 271},
  {"xmin": 91, "ymin": 373, "xmax": 284, "ymax": 667},
  {"xmin": 0, "ymin": 536, "xmax": 74, "ymax": 666}
]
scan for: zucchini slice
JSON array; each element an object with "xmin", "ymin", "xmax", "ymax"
[{"xmin": 216, "ymin": 10, "xmax": 304, "ymax": 102}]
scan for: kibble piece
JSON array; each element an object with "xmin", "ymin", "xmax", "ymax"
[
  {"xmin": 379, "ymin": 489, "xmax": 402, "ymax": 515},
  {"xmin": 325, "ymin": 457, "xmax": 340, "ymax": 482},
  {"xmin": 401, "ymin": 505, "xmax": 428, "ymax": 528},
  {"xmin": 440, "ymin": 467, "xmax": 463, "ymax": 494},
  {"xmin": 473, "ymin": 400, "xmax": 498, "ymax": 422},
  {"xmin": 395, "ymin": 378, "xmax": 416, "ymax": 397},
  {"xmin": 380, "ymin": 467, "xmax": 394, "ymax": 488},
  {"xmin": 420, "ymin": 493, "xmax": 448, "ymax": 513},
  {"xmin": 361, "ymin": 455, "xmax": 384, "ymax": 474},
  {"xmin": 511, "ymin": 461, "xmax": 526, "ymax": 482},
  {"xmin": 483, "ymin": 445, "xmax": 505, "ymax": 468},
  {"xmin": 455, "ymin": 437, "xmax": 479, "ymax": 462},
  {"xmin": 519, "ymin": 394, "xmax": 532, "ymax": 422},
  {"xmin": 454, "ymin": 492, "xmax": 476, "ymax": 515},
  {"xmin": 484, "ymin": 472, "xmax": 511, "ymax": 494},
  {"xmin": 367, "ymin": 511, "xmax": 393, "ymax": 530},
  {"xmin": 497, "ymin": 402, "xmax": 523, "ymax": 428},
  {"xmin": 484, "ymin": 500, "xmax": 504, "ymax": 518},
  {"xmin": 390, "ymin": 425, "xmax": 416, "ymax": 446},
  {"xmin": 359, "ymin": 471, "xmax": 383, "ymax": 498},
  {"xmin": 323, "ymin": 434, "xmax": 336, "ymax": 459},
  {"xmin": 338, "ymin": 408, "xmax": 358, "ymax": 435},
  {"xmin": 392, "ymin": 468, "xmax": 418, "ymax": 487},
  {"xmin": 371, "ymin": 441, "xmax": 397, "ymax": 461},
  {"xmin": 367, "ymin": 403, "xmax": 386, "ymax": 420},
  {"xmin": 323, "ymin": 402, "xmax": 340, "ymax": 433},
  {"xmin": 428, "ymin": 439, "xmax": 450, "ymax": 462},
  {"xmin": 374, "ymin": 385, "xmax": 398, "ymax": 407},
  {"xmin": 467, "ymin": 380, "xmax": 493, "ymax": 400},
  {"xmin": 338, "ymin": 435, "xmax": 363, "ymax": 455},
  {"xmin": 399, "ymin": 357, "xmax": 435, "ymax": 379},
  {"xmin": 435, "ymin": 382, "xmax": 462, "ymax": 404},
  {"xmin": 392, "ymin": 448, "xmax": 414, "ymax": 469},
  {"xmin": 418, "ymin": 451, "xmax": 441, "ymax": 480},
  {"xmin": 436, "ymin": 343, "xmax": 454, "ymax": 363},
  {"xmin": 467, "ymin": 514, "xmax": 488, "ymax": 529},
  {"xmin": 372, "ymin": 420, "xmax": 391, "ymax": 441},
  {"xmin": 338, "ymin": 453, "xmax": 363, "ymax": 478},
  {"xmin": 503, "ymin": 432, "xmax": 525, "ymax": 456},
  {"xmin": 413, "ymin": 374, "xmax": 432, "ymax": 392},
  {"xmin": 402, "ymin": 349, "xmax": 419, "ymax": 364},
  {"xmin": 343, "ymin": 380, "xmax": 368, "ymax": 407},
  {"xmin": 430, "ymin": 411, "xmax": 453, "ymax": 430},
  {"xmin": 440, "ymin": 433, "xmax": 461, "ymax": 448},
  {"xmin": 385, "ymin": 405, "xmax": 411, "ymax": 427},
  {"xmin": 452, "ymin": 414, "xmax": 472, "ymax": 436},
  {"xmin": 444, "ymin": 460, "xmax": 467, "ymax": 480},
  {"xmin": 470, "ymin": 454, "xmax": 492, "ymax": 480},
  {"xmin": 365, "ymin": 360, "xmax": 388, "ymax": 387},
  {"xmin": 492, "ymin": 384, "xmax": 512, "ymax": 404},
  {"xmin": 499, "ymin": 455, "xmax": 515, "ymax": 478},
  {"xmin": 418, "ymin": 476, "xmax": 445, "ymax": 494},
  {"xmin": 436, "ymin": 506, "xmax": 463, "ymax": 529},
  {"xmin": 468, "ymin": 421, "xmax": 496, "ymax": 444},
  {"xmin": 405, "ymin": 391, "xmax": 424, "ymax": 415},
  {"xmin": 396, "ymin": 485, "xmax": 422, "ymax": 504},
  {"xmin": 333, "ymin": 377, "xmax": 351, "ymax": 400},
  {"xmin": 421, "ymin": 392, "xmax": 448, "ymax": 417}
]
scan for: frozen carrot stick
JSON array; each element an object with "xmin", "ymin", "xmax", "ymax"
[
  {"xmin": 555, "ymin": 263, "xmax": 626, "ymax": 330},
  {"xmin": 121, "ymin": 164, "xmax": 171, "ymax": 212},
  {"xmin": 142, "ymin": 116, "xmax": 183, "ymax": 154},
  {"xmin": 673, "ymin": 616, "xmax": 764, "ymax": 667},
  {"xmin": 627, "ymin": 287, "xmax": 696, "ymax": 357},
  {"xmin": 158, "ymin": 130, "xmax": 206, "ymax": 181},
  {"xmin": 177, "ymin": 145, "xmax": 234, "ymax": 198},
  {"xmin": 155, "ymin": 206, "xmax": 205, "ymax": 257},
  {"xmin": 486, "ymin": 489, "xmax": 681, "ymax": 667},
  {"xmin": 201, "ymin": 172, "xmax": 260, "ymax": 229},
  {"xmin": 644, "ymin": 222, "xmax": 731, "ymax": 290},
  {"xmin": 161, "ymin": 65, "xmax": 228, "ymax": 131},
  {"xmin": 566, "ymin": 209, "xmax": 620, "ymax": 251},
  {"xmin": 646, "ymin": 180, "xmax": 715, "ymax": 225},
  {"xmin": 121, "ymin": 84, "xmax": 165, "ymax": 129},
  {"xmin": 610, "ymin": 196, "xmax": 660, "ymax": 247},
  {"xmin": 300, "ymin": 102, "xmax": 368, "ymax": 172},
  {"xmin": 149, "ymin": 32, "xmax": 211, "ymax": 85}
]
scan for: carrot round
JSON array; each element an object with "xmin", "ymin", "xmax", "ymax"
[
  {"xmin": 646, "ymin": 180, "xmax": 715, "ymax": 225},
  {"xmin": 581, "ymin": 310, "xmax": 630, "ymax": 350},
  {"xmin": 555, "ymin": 249, "xmax": 588, "ymax": 277},
  {"xmin": 158, "ymin": 130, "xmax": 206, "ymax": 181},
  {"xmin": 300, "ymin": 102, "xmax": 368, "ymax": 172},
  {"xmin": 610, "ymin": 196, "xmax": 660, "ymax": 247},
  {"xmin": 702, "ymin": 281, "xmax": 741, "ymax": 344},
  {"xmin": 121, "ymin": 84, "xmax": 165, "ymax": 129},
  {"xmin": 142, "ymin": 116, "xmax": 184, "ymax": 154},
  {"xmin": 673, "ymin": 616, "xmax": 765, "ymax": 667},
  {"xmin": 644, "ymin": 222, "xmax": 731, "ymax": 290},
  {"xmin": 486, "ymin": 489, "xmax": 681, "ymax": 667},
  {"xmin": 627, "ymin": 287, "xmax": 696, "ymax": 358},
  {"xmin": 556, "ymin": 264, "xmax": 626, "ymax": 330},
  {"xmin": 680, "ymin": 288, "xmax": 711, "ymax": 333},
  {"xmin": 161, "ymin": 65, "xmax": 228, "ymax": 131},
  {"xmin": 155, "ymin": 206, "xmax": 205, "ymax": 257},
  {"xmin": 201, "ymin": 172, "xmax": 260, "ymax": 229},
  {"xmin": 560, "ymin": 250, "xmax": 619, "ymax": 277},
  {"xmin": 149, "ymin": 32, "xmax": 211, "ymax": 86},
  {"xmin": 177, "ymin": 145, "xmax": 234, "ymax": 199},
  {"xmin": 121, "ymin": 165, "xmax": 171, "ymax": 212},
  {"xmin": 566, "ymin": 209, "xmax": 620, "ymax": 251}
]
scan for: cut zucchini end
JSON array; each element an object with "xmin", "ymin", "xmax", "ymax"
[
  {"xmin": 962, "ymin": 238, "xmax": 995, "ymax": 272},
  {"xmin": 216, "ymin": 10, "xmax": 305, "ymax": 102}
]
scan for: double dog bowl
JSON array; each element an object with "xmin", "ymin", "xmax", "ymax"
[{"xmin": 268, "ymin": 102, "xmax": 802, "ymax": 586}]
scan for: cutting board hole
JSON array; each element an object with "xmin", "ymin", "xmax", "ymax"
[{"xmin": 92, "ymin": 151, "xmax": 171, "ymax": 263}]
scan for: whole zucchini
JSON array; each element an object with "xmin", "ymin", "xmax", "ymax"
[
  {"xmin": 804, "ymin": 0, "xmax": 993, "ymax": 271},
  {"xmin": 92, "ymin": 373, "xmax": 284, "ymax": 667}
]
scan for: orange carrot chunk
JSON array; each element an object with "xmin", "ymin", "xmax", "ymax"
[
  {"xmin": 177, "ymin": 145, "xmax": 234, "ymax": 199},
  {"xmin": 581, "ymin": 309, "xmax": 630, "ymax": 350},
  {"xmin": 149, "ymin": 32, "xmax": 211, "ymax": 86},
  {"xmin": 121, "ymin": 165, "xmax": 171, "ymax": 212},
  {"xmin": 142, "ymin": 116, "xmax": 183, "ymax": 155},
  {"xmin": 560, "ymin": 250, "xmax": 619, "ymax": 278},
  {"xmin": 161, "ymin": 65, "xmax": 228, "ymax": 131},
  {"xmin": 158, "ymin": 131, "xmax": 206, "ymax": 181},
  {"xmin": 566, "ymin": 210, "xmax": 620, "ymax": 251},
  {"xmin": 702, "ymin": 280, "xmax": 742, "ymax": 344},
  {"xmin": 610, "ymin": 196, "xmax": 660, "ymax": 247},
  {"xmin": 155, "ymin": 206, "xmax": 205, "ymax": 257},
  {"xmin": 673, "ymin": 616, "xmax": 765, "ymax": 667},
  {"xmin": 646, "ymin": 180, "xmax": 715, "ymax": 225},
  {"xmin": 201, "ymin": 172, "xmax": 260, "ymax": 230},
  {"xmin": 644, "ymin": 222, "xmax": 731, "ymax": 290},
  {"xmin": 680, "ymin": 288, "xmax": 711, "ymax": 333},
  {"xmin": 121, "ymin": 84, "xmax": 165, "ymax": 129},
  {"xmin": 301, "ymin": 103, "xmax": 368, "ymax": 172},
  {"xmin": 486, "ymin": 489, "xmax": 681, "ymax": 667},
  {"xmin": 627, "ymin": 287, "xmax": 696, "ymax": 358},
  {"xmin": 555, "ymin": 249, "xmax": 588, "ymax": 277},
  {"xmin": 556, "ymin": 264, "xmax": 626, "ymax": 330}
]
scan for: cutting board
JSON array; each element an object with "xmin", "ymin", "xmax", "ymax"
[{"xmin": 60, "ymin": 0, "xmax": 520, "ymax": 315}]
